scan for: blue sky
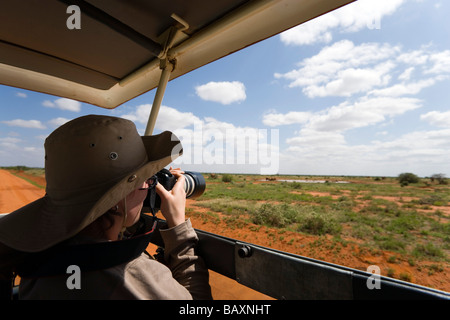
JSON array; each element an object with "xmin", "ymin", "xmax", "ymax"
[{"xmin": 1, "ymin": 0, "xmax": 450, "ymax": 177}]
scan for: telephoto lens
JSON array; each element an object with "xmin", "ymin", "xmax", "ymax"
[
  {"xmin": 183, "ymin": 171, "xmax": 206, "ymax": 199},
  {"xmin": 142, "ymin": 169, "xmax": 206, "ymax": 213}
]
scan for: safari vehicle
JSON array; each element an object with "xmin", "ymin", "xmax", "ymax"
[{"xmin": 0, "ymin": 0, "xmax": 449, "ymax": 300}]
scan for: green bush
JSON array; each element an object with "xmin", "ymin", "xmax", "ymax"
[
  {"xmin": 412, "ymin": 243, "xmax": 445, "ymax": 259},
  {"xmin": 251, "ymin": 203, "xmax": 289, "ymax": 228},
  {"xmin": 376, "ymin": 236, "xmax": 406, "ymax": 252},
  {"xmin": 397, "ymin": 172, "xmax": 420, "ymax": 186},
  {"xmin": 417, "ymin": 195, "xmax": 447, "ymax": 206},
  {"xmin": 431, "ymin": 173, "xmax": 448, "ymax": 185},
  {"xmin": 298, "ymin": 213, "xmax": 341, "ymax": 236},
  {"xmin": 221, "ymin": 174, "xmax": 233, "ymax": 183}
]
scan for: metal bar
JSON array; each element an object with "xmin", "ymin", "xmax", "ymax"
[
  {"xmin": 57, "ymin": 0, "xmax": 163, "ymax": 57},
  {"xmin": 351, "ymin": 273, "xmax": 449, "ymax": 300},
  {"xmin": 144, "ymin": 59, "xmax": 174, "ymax": 136},
  {"xmin": 234, "ymin": 241, "xmax": 353, "ymax": 300},
  {"xmin": 189, "ymin": 228, "xmax": 450, "ymax": 300}
]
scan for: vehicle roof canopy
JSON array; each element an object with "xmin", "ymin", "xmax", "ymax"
[{"xmin": 0, "ymin": 0, "xmax": 354, "ymax": 109}]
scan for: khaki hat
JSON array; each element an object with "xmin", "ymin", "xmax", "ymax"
[{"xmin": 0, "ymin": 115, "xmax": 183, "ymax": 253}]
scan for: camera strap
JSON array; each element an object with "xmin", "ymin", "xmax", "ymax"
[
  {"xmin": 16, "ymin": 214, "xmax": 158, "ymax": 279},
  {"xmin": 148, "ymin": 188, "xmax": 158, "ymax": 215},
  {"xmin": 142, "ymin": 174, "xmax": 160, "ymax": 215}
]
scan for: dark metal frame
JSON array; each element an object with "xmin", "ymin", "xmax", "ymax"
[{"xmin": 150, "ymin": 219, "xmax": 450, "ymax": 300}]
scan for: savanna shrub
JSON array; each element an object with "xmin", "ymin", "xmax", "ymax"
[
  {"xmin": 298, "ymin": 213, "xmax": 341, "ymax": 236},
  {"xmin": 397, "ymin": 172, "xmax": 420, "ymax": 186},
  {"xmin": 221, "ymin": 174, "xmax": 233, "ymax": 183}
]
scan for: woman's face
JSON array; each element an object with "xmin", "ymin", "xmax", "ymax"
[{"xmin": 121, "ymin": 180, "xmax": 149, "ymax": 227}]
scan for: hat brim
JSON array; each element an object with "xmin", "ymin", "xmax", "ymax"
[{"xmin": 0, "ymin": 131, "xmax": 182, "ymax": 253}]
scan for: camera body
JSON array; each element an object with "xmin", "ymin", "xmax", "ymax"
[{"xmin": 142, "ymin": 169, "xmax": 205, "ymax": 214}]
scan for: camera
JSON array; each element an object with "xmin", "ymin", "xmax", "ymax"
[{"xmin": 142, "ymin": 169, "xmax": 206, "ymax": 214}]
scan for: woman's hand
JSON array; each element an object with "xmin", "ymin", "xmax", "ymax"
[{"xmin": 155, "ymin": 167, "xmax": 186, "ymax": 228}]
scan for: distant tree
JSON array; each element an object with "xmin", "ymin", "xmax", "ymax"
[
  {"xmin": 221, "ymin": 174, "xmax": 233, "ymax": 183},
  {"xmin": 397, "ymin": 172, "xmax": 420, "ymax": 186},
  {"xmin": 431, "ymin": 173, "xmax": 448, "ymax": 185}
]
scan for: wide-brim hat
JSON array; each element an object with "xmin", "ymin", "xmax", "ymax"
[{"xmin": 0, "ymin": 115, "xmax": 183, "ymax": 253}]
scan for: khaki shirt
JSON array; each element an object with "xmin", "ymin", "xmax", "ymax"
[{"xmin": 19, "ymin": 219, "xmax": 212, "ymax": 300}]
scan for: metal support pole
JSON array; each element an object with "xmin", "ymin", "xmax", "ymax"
[
  {"xmin": 144, "ymin": 13, "xmax": 187, "ymax": 136},
  {"xmin": 144, "ymin": 59, "xmax": 174, "ymax": 136}
]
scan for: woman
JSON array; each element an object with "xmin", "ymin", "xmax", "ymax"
[{"xmin": 0, "ymin": 115, "xmax": 212, "ymax": 300}]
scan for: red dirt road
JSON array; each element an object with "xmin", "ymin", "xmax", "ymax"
[{"xmin": 0, "ymin": 169, "xmax": 45, "ymax": 213}]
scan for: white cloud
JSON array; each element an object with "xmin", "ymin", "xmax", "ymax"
[
  {"xmin": 1, "ymin": 119, "xmax": 46, "ymax": 129},
  {"xmin": 266, "ymin": 96, "xmax": 421, "ymax": 132},
  {"xmin": 271, "ymin": 26, "xmax": 450, "ymax": 176},
  {"xmin": 195, "ymin": 81, "xmax": 246, "ymax": 105},
  {"xmin": 15, "ymin": 92, "xmax": 27, "ymax": 98},
  {"xmin": 275, "ymin": 40, "xmax": 399, "ymax": 98},
  {"xmin": 421, "ymin": 111, "xmax": 450, "ymax": 128},
  {"xmin": 306, "ymin": 64, "xmax": 393, "ymax": 97},
  {"xmin": 426, "ymin": 50, "xmax": 450, "ymax": 75},
  {"xmin": 0, "ymin": 134, "xmax": 45, "ymax": 167},
  {"xmin": 48, "ymin": 117, "xmax": 71, "ymax": 128},
  {"xmin": 287, "ymin": 129, "xmax": 346, "ymax": 147},
  {"xmin": 156, "ymin": 106, "xmax": 201, "ymax": 131},
  {"xmin": 262, "ymin": 111, "xmax": 312, "ymax": 126},
  {"xmin": 42, "ymin": 98, "xmax": 81, "ymax": 112},
  {"xmin": 312, "ymin": 97, "xmax": 421, "ymax": 132},
  {"xmin": 280, "ymin": 0, "xmax": 405, "ymax": 46},
  {"xmin": 0, "ymin": 137, "xmax": 22, "ymax": 148},
  {"xmin": 398, "ymin": 67, "xmax": 414, "ymax": 81},
  {"xmin": 369, "ymin": 78, "xmax": 438, "ymax": 97},
  {"xmin": 275, "ymin": 40, "xmax": 450, "ymax": 100},
  {"xmin": 42, "ymin": 100, "xmax": 54, "ymax": 108},
  {"xmin": 371, "ymin": 129, "xmax": 450, "ymax": 162},
  {"xmin": 120, "ymin": 104, "xmax": 151, "ymax": 124},
  {"xmin": 397, "ymin": 48, "xmax": 450, "ymax": 76},
  {"xmin": 397, "ymin": 49, "xmax": 429, "ymax": 66},
  {"xmin": 283, "ymin": 129, "xmax": 450, "ymax": 177},
  {"xmin": 121, "ymin": 104, "xmax": 201, "ymax": 132},
  {"xmin": 35, "ymin": 134, "xmax": 49, "ymax": 141}
]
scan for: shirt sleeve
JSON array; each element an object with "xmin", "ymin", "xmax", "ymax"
[{"xmin": 159, "ymin": 219, "xmax": 213, "ymax": 300}]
